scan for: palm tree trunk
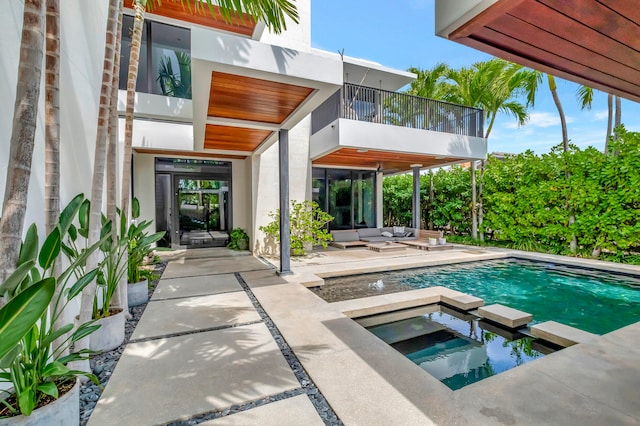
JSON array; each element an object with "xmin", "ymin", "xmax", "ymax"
[
  {"xmin": 548, "ymin": 75, "xmax": 576, "ymax": 252},
  {"xmin": 605, "ymin": 93, "xmax": 613, "ymax": 153},
  {"xmin": 478, "ymin": 160, "xmax": 485, "ymax": 241},
  {"xmin": 78, "ymin": 0, "xmax": 120, "ymax": 354},
  {"xmin": 121, "ymin": 0, "xmax": 147, "ymax": 222},
  {"xmin": 108, "ymin": 1, "xmax": 128, "ymax": 313},
  {"xmin": 614, "ymin": 96, "xmax": 621, "ymax": 139},
  {"xmin": 470, "ymin": 161, "xmax": 478, "ymax": 239},
  {"xmin": 45, "ymin": 0, "xmax": 69, "ymax": 354},
  {"xmin": 0, "ymin": 0, "xmax": 45, "ymax": 293},
  {"xmin": 45, "ymin": 0, "xmax": 60, "ymax": 236}
]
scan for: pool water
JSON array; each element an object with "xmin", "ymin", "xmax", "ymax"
[
  {"xmin": 314, "ymin": 259, "xmax": 640, "ymax": 334},
  {"xmin": 361, "ymin": 307, "xmax": 549, "ymax": 390}
]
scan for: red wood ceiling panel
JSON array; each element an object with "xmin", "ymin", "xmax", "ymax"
[
  {"xmin": 447, "ymin": 0, "xmax": 640, "ymax": 102},
  {"xmin": 124, "ymin": 0, "xmax": 256, "ymax": 36},
  {"xmin": 313, "ymin": 148, "xmax": 463, "ymax": 173},
  {"xmin": 204, "ymin": 124, "xmax": 271, "ymax": 152},
  {"xmin": 208, "ymin": 72, "xmax": 314, "ymax": 124}
]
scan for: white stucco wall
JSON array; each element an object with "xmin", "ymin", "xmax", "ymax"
[
  {"xmin": 252, "ymin": 116, "xmax": 311, "ymax": 255},
  {"xmin": 258, "ymin": 0, "xmax": 311, "ymax": 52},
  {"xmin": 0, "ymin": 0, "xmax": 108, "ymax": 242}
]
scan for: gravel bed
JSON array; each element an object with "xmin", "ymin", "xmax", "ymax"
[{"xmin": 79, "ymin": 262, "xmax": 166, "ymax": 425}]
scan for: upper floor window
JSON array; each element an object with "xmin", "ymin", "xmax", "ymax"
[{"xmin": 119, "ymin": 16, "xmax": 191, "ymax": 99}]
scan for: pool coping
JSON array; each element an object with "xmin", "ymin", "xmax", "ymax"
[{"xmin": 249, "ymin": 247, "xmax": 640, "ymax": 425}]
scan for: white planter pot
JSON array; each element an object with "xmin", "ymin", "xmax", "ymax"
[
  {"xmin": 127, "ymin": 279, "xmax": 149, "ymax": 307},
  {"xmin": 428, "ymin": 237, "xmax": 437, "ymax": 245},
  {"xmin": 438, "ymin": 237, "xmax": 447, "ymax": 245},
  {"xmin": 2, "ymin": 380, "xmax": 79, "ymax": 426},
  {"xmin": 89, "ymin": 309, "xmax": 125, "ymax": 352}
]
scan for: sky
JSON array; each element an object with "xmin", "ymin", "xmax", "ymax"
[{"xmin": 310, "ymin": 0, "xmax": 640, "ymax": 155}]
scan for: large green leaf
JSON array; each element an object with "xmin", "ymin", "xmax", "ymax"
[
  {"xmin": 39, "ymin": 227, "xmax": 62, "ymax": 270},
  {"xmin": 36, "ymin": 382, "xmax": 59, "ymax": 399},
  {"xmin": 42, "ymin": 323, "xmax": 74, "ymax": 347},
  {"xmin": 0, "ymin": 260, "xmax": 35, "ymax": 298},
  {"xmin": 78, "ymin": 198, "xmax": 90, "ymax": 237},
  {"xmin": 131, "ymin": 197, "xmax": 140, "ymax": 219},
  {"xmin": 58, "ymin": 193, "xmax": 84, "ymax": 237},
  {"xmin": 17, "ymin": 224, "xmax": 38, "ymax": 266},
  {"xmin": 0, "ymin": 278, "xmax": 55, "ymax": 363},
  {"xmin": 67, "ymin": 268, "xmax": 99, "ymax": 300}
]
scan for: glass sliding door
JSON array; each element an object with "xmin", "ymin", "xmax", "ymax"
[
  {"xmin": 176, "ymin": 177, "xmax": 229, "ymax": 247},
  {"xmin": 154, "ymin": 158, "xmax": 232, "ymax": 248},
  {"xmin": 353, "ymin": 171, "xmax": 375, "ymax": 228},
  {"xmin": 313, "ymin": 168, "xmax": 376, "ymax": 230}
]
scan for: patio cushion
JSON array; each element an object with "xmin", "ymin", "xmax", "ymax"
[
  {"xmin": 331, "ymin": 230, "xmax": 359, "ymax": 242},
  {"xmin": 381, "ymin": 231, "xmax": 393, "ymax": 237},
  {"xmin": 360, "ymin": 236, "xmax": 394, "ymax": 243},
  {"xmin": 357, "ymin": 228, "xmax": 382, "ymax": 238}
]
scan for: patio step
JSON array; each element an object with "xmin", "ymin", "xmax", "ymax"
[
  {"xmin": 530, "ymin": 321, "xmax": 597, "ymax": 347},
  {"xmin": 477, "ymin": 304, "xmax": 533, "ymax": 329},
  {"xmin": 440, "ymin": 294, "xmax": 484, "ymax": 311}
]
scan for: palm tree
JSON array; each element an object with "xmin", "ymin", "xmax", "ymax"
[
  {"xmin": 0, "ymin": 0, "xmax": 46, "ymax": 293},
  {"xmin": 78, "ymin": 0, "xmax": 121, "ymax": 352},
  {"xmin": 45, "ymin": 0, "xmax": 60, "ymax": 237},
  {"xmin": 445, "ymin": 59, "xmax": 538, "ymax": 239},
  {"xmin": 547, "ymin": 74, "xmax": 577, "ymax": 252}
]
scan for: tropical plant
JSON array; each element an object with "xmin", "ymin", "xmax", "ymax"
[
  {"xmin": 78, "ymin": 0, "xmax": 121, "ymax": 360},
  {"xmin": 127, "ymin": 198, "xmax": 165, "ymax": 284},
  {"xmin": 157, "ymin": 52, "xmax": 192, "ymax": 99},
  {"xmin": 0, "ymin": 0, "xmax": 46, "ymax": 289},
  {"xmin": 227, "ymin": 228, "xmax": 249, "ymax": 250},
  {"xmin": 260, "ymin": 200, "xmax": 334, "ymax": 256},
  {"xmin": 0, "ymin": 195, "xmax": 102, "ymax": 417}
]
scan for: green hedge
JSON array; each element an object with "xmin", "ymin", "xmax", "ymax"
[{"xmin": 383, "ymin": 127, "xmax": 640, "ymax": 262}]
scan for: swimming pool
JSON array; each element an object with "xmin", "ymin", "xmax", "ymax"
[
  {"xmin": 357, "ymin": 305, "xmax": 554, "ymax": 390},
  {"xmin": 313, "ymin": 259, "xmax": 640, "ymax": 334}
]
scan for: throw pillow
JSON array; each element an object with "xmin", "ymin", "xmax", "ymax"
[
  {"xmin": 393, "ymin": 226, "xmax": 405, "ymax": 234},
  {"xmin": 381, "ymin": 231, "xmax": 393, "ymax": 237},
  {"xmin": 404, "ymin": 231, "xmax": 413, "ymax": 237},
  {"xmin": 393, "ymin": 232, "xmax": 405, "ymax": 237}
]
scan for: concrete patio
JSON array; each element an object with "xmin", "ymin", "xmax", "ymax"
[{"xmin": 88, "ymin": 246, "xmax": 640, "ymax": 425}]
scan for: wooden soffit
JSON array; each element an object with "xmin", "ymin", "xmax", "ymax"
[
  {"xmin": 134, "ymin": 148, "xmax": 247, "ymax": 160},
  {"xmin": 125, "ymin": 0, "xmax": 256, "ymax": 36},
  {"xmin": 204, "ymin": 124, "xmax": 271, "ymax": 152},
  {"xmin": 447, "ymin": 0, "xmax": 640, "ymax": 102},
  {"xmin": 208, "ymin": 72, "xmax": 314, "ymax": 124},
  {"xmin": 313, "ymin": 148, "xmax": 465, "ymax": 174}
]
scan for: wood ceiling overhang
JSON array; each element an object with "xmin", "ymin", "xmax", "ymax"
[
  {"xmin": 312, "ymin": 148, "xmax": 465, "ymax": 174},
  {"xmin": 205, "ymin": 72, "xmax": 314, "ymax": 152},
  {"xmin": 124, "ymin": 0, "xmax": 256, "ymax": 36},
  {"xmin": 446, "ymin": 0, "xmax": 640, "ymax": 102}
]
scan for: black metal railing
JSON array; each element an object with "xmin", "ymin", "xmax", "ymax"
[{"xmin": 311, "ymin": 83, "xmax": 484, "ymax": 138}]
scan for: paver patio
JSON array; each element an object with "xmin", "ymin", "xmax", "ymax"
[{"xmin": 88, "ymin": 247, "xmax": 640, "ymax": 425}]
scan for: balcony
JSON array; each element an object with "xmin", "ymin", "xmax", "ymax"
[{"xmin": 310, "ymin": 83, "xmax": 487, "ymax": 173}]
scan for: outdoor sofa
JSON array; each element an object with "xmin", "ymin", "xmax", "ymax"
[{"xmin": 330, "ymin": 226, "xmax": 419, "ymax": 249}]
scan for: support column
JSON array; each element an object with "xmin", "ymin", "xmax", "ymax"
[
  {"xmin": 411, "ymin": 164, "xmax": 422, "ymax": 230},
  {"xmin": 278, "ymin": 129, "xmax": 291, "ymax": 275},
  {"xmin": 376, "ymin": 170, "xmax": 384, "ymax": 228}
]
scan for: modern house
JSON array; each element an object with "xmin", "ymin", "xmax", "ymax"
[{"xmin": 1, "ymin": 0, "xmax": 486, "ymax": 274}]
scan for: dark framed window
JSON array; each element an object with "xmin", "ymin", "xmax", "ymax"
[
  {"xmin": 312, "ymin": 168, "xmax": 376, "ymax": 230},
  {"xmin": 120, "ymin": 16, "xmax": 191, "ymax": 99}
]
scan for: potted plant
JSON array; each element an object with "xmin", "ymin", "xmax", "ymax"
[
  {"xmin": 227, "ymin": 228, "xmax": 249, "ymax": 251},
  {"xmin": 0, "ymin": 195, "xmax": 101, "ymax": 423},
  {"xmin": 259, "ymin": 200, "xmax": 334, "ymax": 256},
  {"xmin": 63, "ymin": 198, "xmax": 126, "ymax": 352},
  {"xmin": 126, "ymin": 198, "xmax": 165, "ymax": 307}
]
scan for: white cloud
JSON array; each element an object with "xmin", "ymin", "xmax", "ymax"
[
  {"xmin": 593, "ymin": 109, "xmax": 609, "ymax": 120},
  {"xmin": 503, "ymin": 111, "xmax": 574, "ymax": 129}
]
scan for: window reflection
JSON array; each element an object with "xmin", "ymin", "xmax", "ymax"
[
  {"xmin": 313, "ymin": 168, "xmax": 376, "ymax": 230},
  {"xmin": 120, "ymin": 16, "xmax": 191, "ymax": 99}
]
